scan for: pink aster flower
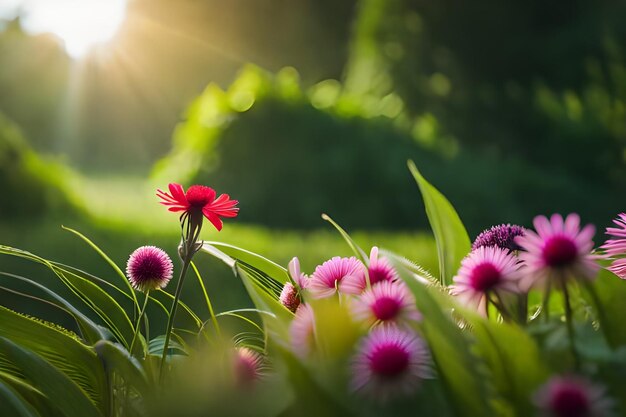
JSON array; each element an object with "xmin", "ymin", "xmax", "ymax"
[
  {"xmin": 288, "ymin": 257, "xmax": 309, "ymax": 290},
  {"xmin": 351, "ymin": 325, "xmax": 431, "ymax": 401},
  {"xmin": 290, "ymin": 303, "xmax": 316, "ymax": 358},
  {"xmin": 156, "ymin": 183, "xmax": 239, "ymax": 231},
  {"xmin": 601, "ymin": 213, "xmax": 626, "ymax": 279},
  {"xmin": 281, "ymin": 257, "xmax": 309, "ymax": 313},
  {"xmin": 534, "ymin": 376, "xmax": 612, "ymax": 417},
  {"xmin": 233, "ymin": 347, "xmax": 264, "ymax": 387},
  {"xmin": 126, "ymin": 246, "xmax": 174, "ymax": 292},
  {"xmin": 472, "ymin": 224, "xmax": 526, "ymax": 252},
  {"xmin": 341, "ymin": 247, "xmax": 400, "ymax": 294},
  {"xmin": 368, "ymin": 246, "xmax": 400, "ymax": 285},
  {"xmin": 307, "ymin": 256, "xmax": 366, "ymax": 298},
  {"xmin": 450, "ymin": 246, "xmax": 521, "ymax": 314},
  {"xmin": 352, "ymin": 281, "xmax": 421, "ymax": 327},
  {"xmin": 515, "ymin": 214, "xmax": 600, "ymax": 291},
  {"xmin": 280, "ymin": 283, "xmax": 300, "ymax": 313}
]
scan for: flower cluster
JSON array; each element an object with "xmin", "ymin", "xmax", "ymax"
[
  {"xmin": 452, "ymin": 214, "xmax": 600, "ymax": 316},
  {"xmin": 282, "ymin": 247, "xmax": 431, "ymax": 401}
]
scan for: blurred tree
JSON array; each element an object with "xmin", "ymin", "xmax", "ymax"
[
  {"xmin": 0, "ymin": 0, "xmax": 357, "ymax": 170},
  {"xmin": 154, "ymin": 66, "xmax": 624, "ymax": 233},
  {"xmin": 0, "ymin": 112, "xmax": 74, "ymax": 217},
  {"xmin": 344, "ymin": 0, "xmax": 626, "ymax": 188},
  {"xmin": 0, "ymin": 18, "xmax": 69, "ymax": 152}
]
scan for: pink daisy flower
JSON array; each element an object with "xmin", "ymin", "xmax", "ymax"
[
  {"xmin": 126, "ymin": 246, "xmax": 174, "ymax": 292},
  {"xmin": 450, "ymin": 246, "xmax": 521, "ymax": 314},
  {"xmin": 157, "ymin": 183, "xmax": 238, "ymax": 231},
  {"xmin": 233, "ymin": 347, "xmax": 264, "ymax": 387},
  {"xmin": 341, "ymin": 247, "xmax": 400, "ymax": 295},
  {"xmin": 534, "ymin": 376, "xmax": 612, "ymax": 417},
  {"xmin": 368, "ymin": 246, "xmax": 400, "ymax": 285},
  {"xmin": 351, "ymin": 325, "xmax": 431, "ymax": 401},
  {"xmin": 352, "ymin": 281, "xmax": 421, "ymax": 327},
  {"xmin": 289, "ymin": 303, "xmax": 316, "ymax": 358},
  {"xmin": 515, "ymin": 214, "xmax": 600, "ymax": 291},
  {"xmin": 601, "ymin": 213, "xmax": 626, "ymax": 279},
  {"xmin": 307, "ymin": 256, "xmax": 366, "ymax": 298}
]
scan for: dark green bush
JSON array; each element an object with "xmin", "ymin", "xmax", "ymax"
[
  {"xmin": 154, "ymin": 67, "xmax": 623, "ymax": 234},
  {"xmin": 344, "ymin": 0, "xmax": 626, "ymax": 192},
  {"xmin": 0, "ymin": 113, "xmax": 74, "ymax": 217}
]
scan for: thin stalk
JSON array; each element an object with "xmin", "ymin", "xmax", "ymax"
[
  {"xmin": 490, "ymin": 293, "xmax": 513, "ymax": 322},
  {"xmin": 561, "ymin": 279, "xmax": 580, "ymax": 370},
  {"xmin": 159, "ymin": 256, "xmax": 192, "ymax": 380},
  {"xmin": 191, "ymin": 261, "xmax": 221, "ymax": 338},
  {"xmin": 542, "ymin": 282, "xmax": 552, "ymax": 322},
  {"xmin": 485, "ymin": 297, "xmax": 490, "ymax": 319},
  {"xmin": 517, "ymin": 293, "xmax": 528, "ymax": 325},
  {"xmin": 129, "ymin": 290, "xmax": 150, "ymax": 356}
]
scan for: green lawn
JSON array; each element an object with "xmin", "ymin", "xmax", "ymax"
[{"xmin": 0, "ymin": 173, "xmax": 437, "ymax": 329}]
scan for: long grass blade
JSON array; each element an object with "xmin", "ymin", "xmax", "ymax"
[{"xmin": 61, "ymin": 226, "xmax": 140, "ymax": 314}]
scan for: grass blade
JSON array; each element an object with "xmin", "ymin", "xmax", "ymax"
[
  {"xmin": 62, "ymin": 226, "xmax": 140, "ymax": 314},
  {"xmin": 408, "ymin": 160, "xmax": 470, "ymax": 285}
]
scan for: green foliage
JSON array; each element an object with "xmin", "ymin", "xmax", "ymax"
[
  {"xmin": 582, "ymin": 266, "xmax": 626, "ymax": 349},
  {"xmin": 154, "ymin": 65, "xmax": 623, "ymax": 234},
  {"xmin": 0, "ymin": 337, "xmax": 103, "ymax": 417},
  {"xmin": 1, "ymin": 167, "xmax": 625, "ymax": 416},
  {"xmin": 397, "ymin": 270, "xmax": 493, "ymax": 417},
  {"xmin": 0, "ymin": 113, "xmax": 75, "ymax": 218},
  {"xmin": 345, "ymin": 0, "xmax": 626, "ymax": 199}
]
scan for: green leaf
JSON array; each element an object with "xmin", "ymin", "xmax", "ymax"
[
  {"xmin": 0, "ymin": 337, "xmax": 103, "ymax": 417},
  {"xmin": 0, "ymin": 306, "xmax": 107, "ymax": 409},
  {"xmin": 203, "ymin": 241, "xmax": 289, "ymax": 283},
  {"xmin": 0, "ymin": 379, "xmax": 41, "ymax": 417},
  {"xmin": 93, "ymin": 341, "xmax": 149, "ymax": 394},
  {"xmin": 148, "ymin": 335, "xmax": 187, "ymax": 357},
  {"xmin": 392, "ymin": 260, "xmax": 493, "ymax": 417},
  {"xmin": 201, "ymin": 244, "xmax": 292, "ymax": 340},
  {"xmin": 274, "ymin": 345, "xmax": 355, "ymax": 416},
  {"xmin": 0, "ymin": 245, "xmax": 135, "ymax": 347},
  {"xmin": 54, "ymin": 268, "xmax": 136, "ymax": 348},
  {"xmin": 469, "ymin": 319, "xmax": 548, "ymax": 416},
  {"xmin": 583, "ymin": 266, "xmax": 626, "ymax": 348},
  {"xmin": 408, "ymin": 160, "xmax": 471, "ymax": 285},
  {"xmin": 0, "ymin": 370, "xmax": 61, "ymax": 416},
  {"xmin": 0, "ymin": 272, "xmax": 105, "ymax": 344}
]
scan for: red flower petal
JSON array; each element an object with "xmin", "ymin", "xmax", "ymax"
[
  {"xmin": 169, "ymin": 183, "xmax": 187, "ymax": 204},
  {"xmin": 157, "ymin": 183, "xmax": 190, "ymax": 211},
  {"xmin": 206, "ymin": 194, "xmax": 239, "ymax": 218},
  {"xmin": 203, "ymin": 210, "xmax": 224, "ymax": 231}
]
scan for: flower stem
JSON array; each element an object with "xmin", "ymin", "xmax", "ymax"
[
  {"xmin": 190, "ymin": 261, "xmax": 221, "ymax": 338},
  {"xmin": 561, "ymin": 279, "xmax": 580, "ymax": 370},
  {"xmin": 491, "ymin": 293, "xmax": 513, "ymax": 323},
  {"xmin": 159, "ymin": 254, "xmax": 192, "ymax": 381},
  {"xmin": 129, "ymin": 290, "xmax": 150, "ymax": 356},
  {"xmin": 542, "ymin": 282, "xmax": 552, "ymax": 322},
  {"xmin": 516, "ymin": 293, "xmax": 528, "ymax": 325}
]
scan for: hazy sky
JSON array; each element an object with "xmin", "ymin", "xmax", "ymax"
[{"xmin": 0, "ymin": 0, "xmax": 127, "ymax": 57}]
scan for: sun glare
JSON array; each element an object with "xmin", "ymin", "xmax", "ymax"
[{"xmin": 18, "ymin": 0, "xmax": 127, "ymax": 58}]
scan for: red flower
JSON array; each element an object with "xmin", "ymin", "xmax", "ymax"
[{"xmin": 157, "ymin": 183, "xmax": 239, "ymax": 231}]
